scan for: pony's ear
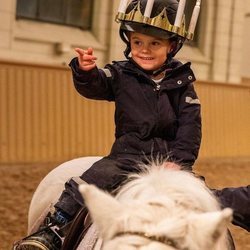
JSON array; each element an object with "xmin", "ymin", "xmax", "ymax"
[
  {"xmin": 79, "ymin": 184, "xmax": 124, "ymax": 239},
  {"xmin": 187, "ymin": 208, "xmax": 233, "ymax": 248}
]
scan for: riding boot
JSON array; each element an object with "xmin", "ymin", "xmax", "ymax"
[{"xmin": 13, "ymin": 210, "xmax": 72, "ymax": 250}]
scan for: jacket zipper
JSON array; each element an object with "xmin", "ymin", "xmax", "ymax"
[{"xmin": 154, "ymin": 82, "xmax": 161, "ymax": 91}]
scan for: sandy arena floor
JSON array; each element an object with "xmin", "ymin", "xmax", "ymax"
[{"xmin": 0, "ymin": 158, "xmax": 249, "ymax": 249}]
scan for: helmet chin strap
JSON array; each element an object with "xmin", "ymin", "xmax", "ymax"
[
  {"xmin": 119, "ymin": 29, "xmax": 131, "ymax": 58},
  {"xmin": 124, "ymin": 45, "xmax": 131, "ymax": 58},
  {"xmin": 151, "ymin": 60, "xmax": 171, "ymax": 77}
]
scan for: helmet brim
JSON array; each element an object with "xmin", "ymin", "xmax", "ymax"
[{"xmin": 120, "ymin": 21, "xmax": 176, "ymax": 40}]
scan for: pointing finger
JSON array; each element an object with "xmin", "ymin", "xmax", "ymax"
[{"xmin": 75, "ymin": 48, "xmax": 84, "ymax": 56}]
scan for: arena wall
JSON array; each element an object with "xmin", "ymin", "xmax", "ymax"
[{"xmin": 0, "ymin": 61, "xmax": 249, "ymax": 164}]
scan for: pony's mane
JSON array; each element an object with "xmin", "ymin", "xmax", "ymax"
[{"xmin": 116, "ymin": 162, "xmax": 220, "ymax": 213}]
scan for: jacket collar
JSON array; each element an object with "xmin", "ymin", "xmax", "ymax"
[{"xmin": 115, "ymin": 59, "xmax": 196, "ymax": 90}]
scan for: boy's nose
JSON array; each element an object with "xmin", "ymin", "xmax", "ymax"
[{"xmin": 141, "ymin": 44, "xmax": 150, "ymax": 52}]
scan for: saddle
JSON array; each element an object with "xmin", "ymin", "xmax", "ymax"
[{"xmin": 62, "ymin": 208, "xmax": 93, "ymax": 250}]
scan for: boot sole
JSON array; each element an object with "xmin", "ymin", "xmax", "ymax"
[{"xmin": 14, "ymin": 240, "xmax": 50, "ymax": 250}]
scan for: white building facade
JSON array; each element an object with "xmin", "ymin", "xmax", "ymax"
[{"xmin": 0, "ymin": 0, "xmax": 250, "ymax": 84}]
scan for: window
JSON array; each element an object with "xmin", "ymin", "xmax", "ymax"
[{"xmin": 16, "ymin": 0, "xmax": 93, "ymax": 30}]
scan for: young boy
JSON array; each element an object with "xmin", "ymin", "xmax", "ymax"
[{"xmin": 14, "ymin": 0, "xmax": 202, "ymax": 249}]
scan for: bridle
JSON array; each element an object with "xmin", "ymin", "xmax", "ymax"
[{"xmin": 111, "ymin": 231, "xmax": 189, "ymax": 250}]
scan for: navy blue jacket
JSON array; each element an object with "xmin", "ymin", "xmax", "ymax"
[{"xmin": 69, "ymin": 58, "xmax": 201, "ymax": 168}]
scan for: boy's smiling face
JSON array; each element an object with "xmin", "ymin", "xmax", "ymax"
[{"xmin": 130, "ymin": 32, "xmax": 172, "ymax": 72}]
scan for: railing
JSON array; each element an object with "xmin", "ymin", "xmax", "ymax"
[{"xmin": 0, "ymin": 61, "xmax": 249, "ymax": 164}]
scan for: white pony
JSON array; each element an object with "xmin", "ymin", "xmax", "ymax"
[
  {"xmin": 28, "ymin": 156, "xmax": 102, "ymax": 233},
  {"xmin": 28, "ymin": 157, "xmax": 233, "ymax": 250}
]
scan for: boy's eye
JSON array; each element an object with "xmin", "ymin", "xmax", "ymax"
[
  {"xmin": 133, "ymin": 40, "xmax": 142, "ymax": 46},
  {"xmin": 152, "ymin": 41, "xmax": 160, "ymax": 46}
]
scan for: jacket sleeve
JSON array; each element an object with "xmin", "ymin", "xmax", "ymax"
[
  {"xmin": 170, "ymin": 83, "xmax": 201, "ymax": 168},
  {"xmin": 69, "ymin": 57, "xmax": 115, "ymax": 101},
  {"xmin": 214, "ymin": 186, "xmax": 250, "ymax": 232}
]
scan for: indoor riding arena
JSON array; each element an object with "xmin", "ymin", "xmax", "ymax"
[{"xmin": 1, "ymin": 159, "xmax": 250, "ymax": 249}]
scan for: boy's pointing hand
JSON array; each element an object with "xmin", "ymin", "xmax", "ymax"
[{"xmin": 75, "ymin": 47, "xmax": 97, "ymax": 71}]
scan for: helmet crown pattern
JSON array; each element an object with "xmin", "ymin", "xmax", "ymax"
[{"xmin": 116, "ymin": 0, "xmax": 201, "ymax": 41}]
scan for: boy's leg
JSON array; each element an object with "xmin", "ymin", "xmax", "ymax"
[
  {"xmin": 214, "ymin": 186, "xmax": 250, "ymax": 232},
  {"xmin": 80, "ymin": 156, "xmax": 133, "ymax": 189},
  {"xmin": 54, "ymin": 156, "xmax": 131, "ymax": 215}
]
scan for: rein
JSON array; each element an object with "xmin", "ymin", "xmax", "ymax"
[{"xmin": 113, "ymin": 231, "xmax": 188, "ymax": 250}]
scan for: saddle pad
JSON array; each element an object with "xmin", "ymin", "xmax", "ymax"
[
  {"xmin": 28, "ymin": 205, "xmax": 52, "ymax": 234},
  {"xmin": 76, "ymin": 224, "xmax": 101, "ymax": 250}
]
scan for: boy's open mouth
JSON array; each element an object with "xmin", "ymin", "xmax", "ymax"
[{"xmin": 140, "ymin": 57, "xmax": 154, "ymax": 60}]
